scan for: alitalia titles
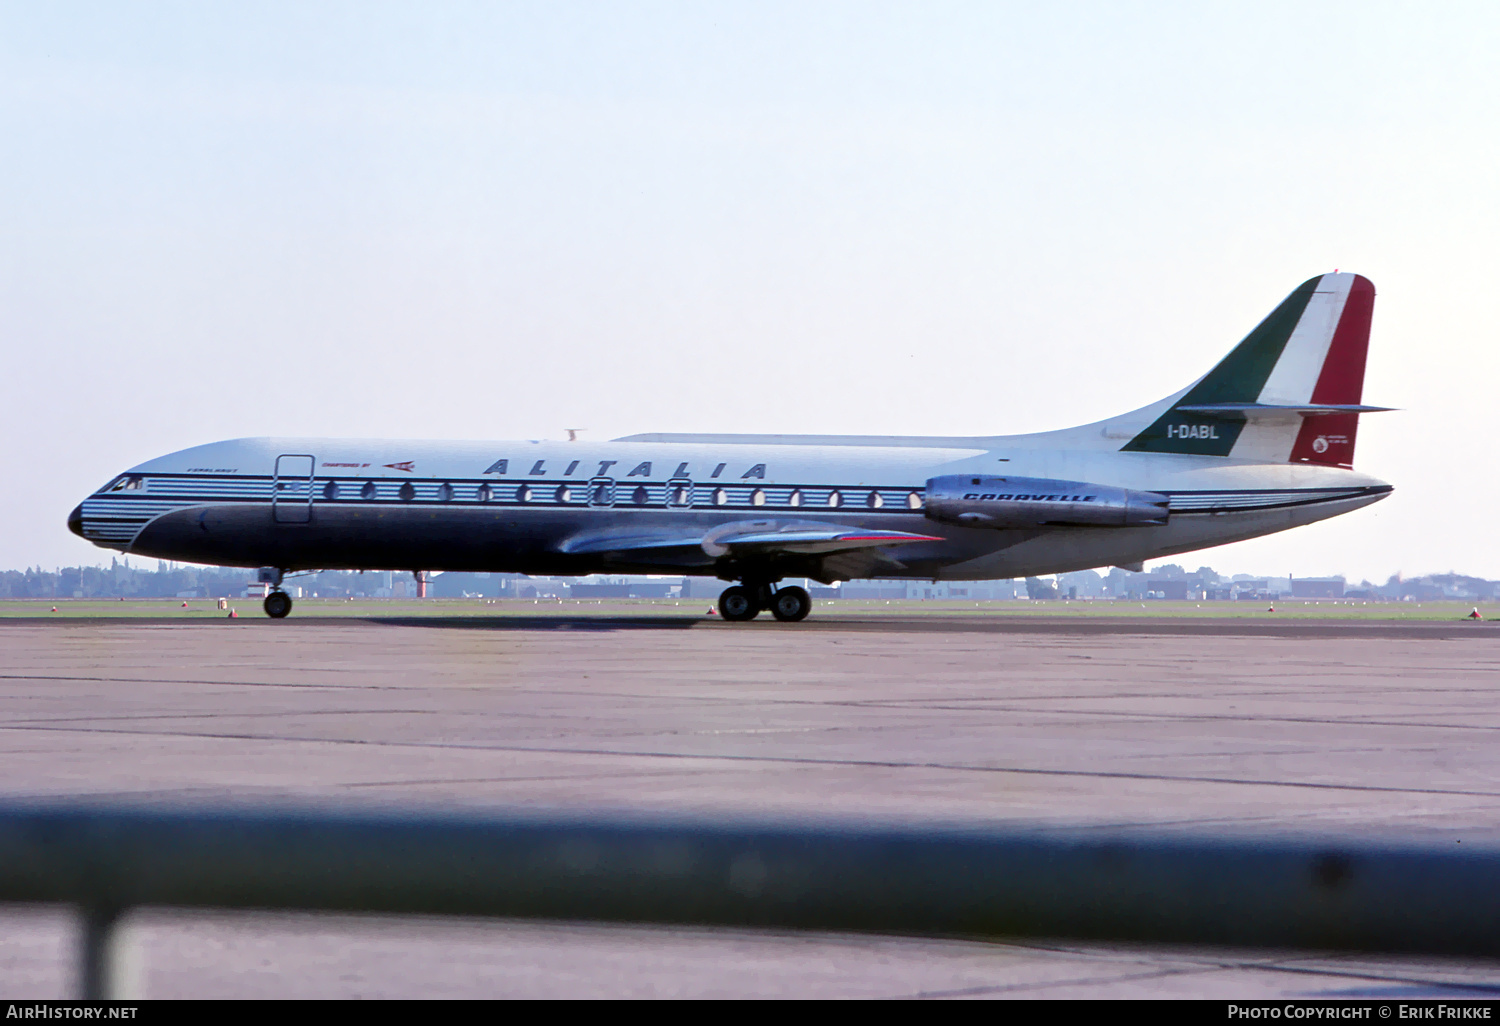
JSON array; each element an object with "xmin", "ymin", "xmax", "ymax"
[{"xmin": 482, "ymin": 459, "xmax": 768, "ymax": 480}]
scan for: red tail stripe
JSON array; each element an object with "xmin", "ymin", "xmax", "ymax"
[
  {"xmin": 1289, "ymin": 275, "xmax": 1375, "ymax": 467},
  {"xmin": 1311, "ymin": 275, "xmax": 1375, "ymax": 404}
]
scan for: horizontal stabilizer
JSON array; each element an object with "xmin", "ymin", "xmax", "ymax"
[{"xmin": 1176, "ymin": 403, "xmax": 1395, "ymax": 418}]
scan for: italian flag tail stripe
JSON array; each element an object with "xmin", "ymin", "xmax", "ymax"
[{"xmin": 1288, "ymin": 275, "xmax": 1376, "ymax": 467}]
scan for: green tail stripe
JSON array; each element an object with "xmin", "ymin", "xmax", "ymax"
[{"xmin": 1123, "ymin": 275, "xmax": 1323, "ymax": 456}]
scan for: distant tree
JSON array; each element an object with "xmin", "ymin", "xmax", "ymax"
[{"xmin": 1025, "ymin": 577, "xmax": 1060, "ymax": 600}]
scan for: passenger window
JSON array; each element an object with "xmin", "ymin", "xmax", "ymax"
[
  {"xmin": 867, "ymin": 491, "xmax": 884, "ymax": 509},
  {"xmin": 399, "ymin": 482, "xmax": 416, "ymax": 502},
  {"xmin": 752, "ymin": 489, "xmax": 766, "ymax": 507},
  {"xmin": 361, "ymin": 481, "xmax": 377, "ymax": 500},
  {"xmin": 437, "ymin": 482, "xmax": 454, "ymax": 503},
  {"xmin": 323, "ymin": 480, "xmax": 338, "ymax": 501},
  {"xmin": 477, "ymin": 483, "xmax": 492, "ymax": 503},
  {"xmin": 517, "ymin": 484, "xmax": 532, "ymax": 503},
  {"xmin": 555, "ymin": 485, "xmax": 572, "ymax": 503},
  {"xmin": 907, "ymin": 491, "xmax": 924, "ymax": 509},
  {"xmin": 714, "ymin": 487, "xmax": 728, "ymax": 506},
  {"xmin": 827, "ymin": 490, "xmax": 843, "ymax": 508},
  {"xmin": 631, "ymin": 485, "xmax": 648, "ymax": 506},
  {"xmin": 788, "ymin": 489, "xmax": 803, "ymax": 508}
]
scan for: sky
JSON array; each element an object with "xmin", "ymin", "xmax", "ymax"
[{"xmin": 3, "ymin": 1, "xmax": 1497, "ymax": 581}]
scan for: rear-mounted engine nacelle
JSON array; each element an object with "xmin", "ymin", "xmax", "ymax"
[{"xmin": 924, "ymin": 474, "xmax": 1169, "ymax": 529}]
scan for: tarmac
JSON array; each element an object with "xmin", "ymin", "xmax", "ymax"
[{"xmin": 2, "ymin": 613, "xmax": 1499, "ymax": 998}]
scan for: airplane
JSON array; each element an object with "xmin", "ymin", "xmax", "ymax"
[{"xmin": 69, "ymin": 272, "xmax": 1392, "ymax": 622}]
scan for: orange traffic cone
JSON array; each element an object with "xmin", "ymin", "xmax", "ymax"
[
  {"xmin": 181, "ymin": 601, "xmax": 189, "ymax": 608},
  {"xmin": 707, "ymin": 607, "xmax": 717, "ymax": 615},
  {"xmin": 228, "ymin": 610, "xmax": 237, "ymax": 618},
  {"xmin": 1267, "ymin": 605, "xmax": 1275, "ymax": 613},
  {"xmin": 50, "ymin": 607, "xmax": 57, "ymax": 613},
  {"xmin": 1468, "ymin": 608, "xmax": 1483, "ymax": 620}
]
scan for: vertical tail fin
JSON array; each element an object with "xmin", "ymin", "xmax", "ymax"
[{"xmin": 1121, "ymin": 273, "xmax": 1382, "ymax": 467}]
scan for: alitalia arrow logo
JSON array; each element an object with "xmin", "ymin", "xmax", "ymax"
[{"xmin": 384, "ymin": 461, "xmax": 415, "ymax": 472}]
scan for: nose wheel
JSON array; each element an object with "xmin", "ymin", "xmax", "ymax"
[{"xmin": 263, "ymin": 591, "xmax": 293, "ymax": 619}]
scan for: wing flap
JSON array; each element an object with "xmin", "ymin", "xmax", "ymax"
[
  {"xmin": 561, "ymin": 519, "xmax": 943, "ymax": 561},
  {"xmin": 559, "ymin": 534, "xmax": 706, "ymax": 556},
  {"xmin": 708, "ymin": 527, "xmax": 943, "ymax": 556},
  {"xmin": 701, "ymin": 519, "xmax": 942, "ymax": 557}
]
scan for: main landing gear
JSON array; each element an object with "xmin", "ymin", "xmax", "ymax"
[
  {"xmin": 260, "ymin": 568, "xmax": 292, "ymax": 619},
  {"xmin": 717, "ymin": 581, "xmax": 812, "ymax": 623}
]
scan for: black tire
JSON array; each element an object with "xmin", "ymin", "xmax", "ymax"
[
  {"xmin": 718, "ymin": 586, "xmax": 760, "ymax": 622},
  {"xmin": 264, "ymin": 592, "xmax": 293, "ymax": 619},
  {"xmin": 769, "ymin": 585, "xmax": 811, "ymax": 623}
]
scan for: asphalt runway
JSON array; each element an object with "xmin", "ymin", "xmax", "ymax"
[{"xmin": 3, "ymin": 614, "xmax": 1499, "ymax": 998}]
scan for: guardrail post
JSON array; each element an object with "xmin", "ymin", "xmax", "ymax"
[{"xmin": 79, "ymin": 904, "xmax": 122, "ymax": 1000}]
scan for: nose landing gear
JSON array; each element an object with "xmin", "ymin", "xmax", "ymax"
[
  {"xmin": 716, "ymin": 581, "xmax": 812, "ymax": 623},
  {"xmin": 259, "ymin": 568, "xmax": 293, "ymax": 619}
]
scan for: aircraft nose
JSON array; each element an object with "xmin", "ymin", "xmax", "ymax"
[{"xmin": 67, "ymin": 503, "xmax": 84, "ymax": 538}]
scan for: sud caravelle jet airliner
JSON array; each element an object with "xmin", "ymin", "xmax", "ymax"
[{"xmin": 69, "ymin": 272, "xmax": 1392, "ymax": 622}]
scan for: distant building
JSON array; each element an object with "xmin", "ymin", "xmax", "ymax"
[
  {"xmin": 1291, "ymin": 578, "xmax": 1345, "ymax": 599},
  {"xmin": 841, "ymin": 581, "xmax": 912, "ymax": 600}
]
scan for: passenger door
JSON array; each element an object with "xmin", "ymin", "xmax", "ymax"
[{"xmin": 273, "ymin": 454, "xmax": 315, "ymax": 523}]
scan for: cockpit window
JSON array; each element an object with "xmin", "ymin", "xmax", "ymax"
[{"xmin": 105, "ymin": 475, "xmax": 144, "ymax": 493}]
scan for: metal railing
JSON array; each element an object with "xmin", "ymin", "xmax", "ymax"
[{"xmin": 2, "ymin": 802, "xmax": 1497, "ymax": 997}]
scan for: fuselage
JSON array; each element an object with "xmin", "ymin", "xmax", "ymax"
[{"xmin": 70, "ymin": 434, "xmax": 1391, "ymax": 582}]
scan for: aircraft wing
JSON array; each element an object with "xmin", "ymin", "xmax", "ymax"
[
  {"xmin": 699, "ymin": 520, "xmax": 943, "ymax": 556},
  {"xmin": 560, "ymin": 519, "xmax": 943, "ymax": 561},
  {"xmin": 559, "ymin": 534, "xmax": 709, "ymax": 557}
]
